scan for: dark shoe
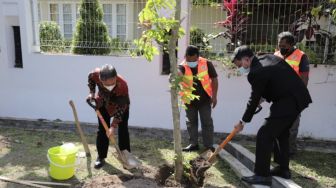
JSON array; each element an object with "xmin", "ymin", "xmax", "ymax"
[
  {"xmin": 182, "ymin": 144, "xmax": 199, "ymax": 152},
  {"xmin": 241, "ymin": 175, "xmax": 272, "ymax": 186},
  {"xmin": 271, "ymin": 166, "xmax": 291, "ymax": 179},
  {"xmin": 94, "ymin": 158, "xmax": 105, "ymax": 169}
]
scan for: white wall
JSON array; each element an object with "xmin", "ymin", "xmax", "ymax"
[{"xmin": 1, "ymin": 0, "xmax": 336, "ymax": 141}]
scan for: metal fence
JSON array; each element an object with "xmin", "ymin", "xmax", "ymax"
[
  {"xmin": 32, "ymin": 0, "xmax": 146, "ymax": 56},
  {"xmin": 31, "ymin": 0, "xmax": 336, "ymax": 63},
  {"xmin": 191, "ymin": 0, "xmax": 336, "ymax": 64}
]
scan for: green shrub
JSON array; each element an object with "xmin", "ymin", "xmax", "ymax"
[
  {"xmin": 190, "ymin": 27, "xmax": 211, "ymax": 57},
  {"xmin": 39, "ymin": 21, "xmax": 65, "ymax": 53},
  {"xmin": 110, "ymin": 38, "xmax": 129, "ymax": 52},
  {"xmin": 192, "ymin": 0, "xmax": 220, "ymax": 6},
  {"xmin": 249, "ymin": 44, "xmax": 276, "ymax": 55},
  {"xmin": 71, "ymin": 0, "xmax": 111, "ymax": 55},
  {"xmin": 297, "ymin": 43, "xmax": 322, "ymax": 65}
]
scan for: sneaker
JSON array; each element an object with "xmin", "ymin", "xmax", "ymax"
[
  {"xmin": 94, "ymin": 158, "xmax": 105, "ymax": 169},
  {"xmin": 182, "ymin": 144, "xmax": 199, "ymax": 152}
]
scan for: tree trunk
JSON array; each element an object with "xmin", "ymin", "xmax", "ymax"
[{"xmin": 168, "ymin": 0, "xmax": 183, "ymax": 182}]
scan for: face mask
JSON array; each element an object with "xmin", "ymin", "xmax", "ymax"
[
  {"xmin": 104, "ymin": 84, "xmax": 115, "ymax": 91},
  {"xmin": 238, "ymin": 67, "xmax": 250, "ymax": 75},
  {"xmin": 187, "ymin": 61, "xmax": 198, "ymax": 68},
  {"xmin": 280, "ymin": 48, "xmax": 290, "ymax": 56}
]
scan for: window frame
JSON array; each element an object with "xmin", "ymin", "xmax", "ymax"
[
  {"xmin": 62, "ymin": 3, "xmax": 73, "ymax": 39},
  {"xmin": 47, "ymin": 1, "xmax": 128, "ymax": 41},
  {"xmin": 116, "ymin": 3, "xmax": 127, "ymax": 41}
]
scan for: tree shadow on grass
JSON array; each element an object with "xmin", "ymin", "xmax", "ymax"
[
  {"xmin": 290, "ymin": 170, "xmax": 324, "ymax": 188},
  {"xmin": 290, "ymin": 150, "xmax": 336, "ymax": 187}
]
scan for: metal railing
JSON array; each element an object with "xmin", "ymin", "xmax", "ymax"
[{"xmin": 30, "ymin": 0, "xmax": 336, "ymax": 63}]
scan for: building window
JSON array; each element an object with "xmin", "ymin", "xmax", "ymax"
[
  {"xmin": 46, "ymin": 3, "xmax": 128, "ymax": 40},
  {"xmin": 116, "ymin": 4, "xmax": 126, "ymax": 41},
  {"xmin": 103, "ymin": 4, "xmax": 113, "ymax": 36},
  {"xmin": 12, "ymin": 26, "xmax": 23, "ymax": 68},
  {"xmin": 49, "ymin": 4, "xmax": 59, "ymax": 23},
  {"xmin": 63, "ymin": 4, "xmax": 73, "ymax": 39}
]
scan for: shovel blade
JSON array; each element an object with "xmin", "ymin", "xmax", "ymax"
[
  {"xmin": 121, "ymin": 150, "xmax": 141, "ymax": 169},
  {"xmin": 113, "ymin": 149, "xmax": 142, "ymax": 170},
  {"xmin": 190, "ymin": 155, "xmax": 211, "ymax": 186}
]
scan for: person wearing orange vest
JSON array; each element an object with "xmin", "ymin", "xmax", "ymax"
[
  {"xmin": 179, "ymin": 45, "xmax": 218, "ymax": 152},
  {"xmin": 274, "ymin": 31, "xmax": 310, "ymax": 157}
]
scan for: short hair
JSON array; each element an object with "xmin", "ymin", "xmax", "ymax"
[
  {"xmin": 231, "ymin": 45, "xmax": 254, "ymax": 62},
  {"xmin": 99, "ymin": 64, "xmax": 117, "ymax": 81},
  {"xmin": 278, "ymin": 31, "xmax": 295, "ymax": 46},
  {"xmin": 185, "ymin": 45, "xmax": 199, "ymax": 57}
]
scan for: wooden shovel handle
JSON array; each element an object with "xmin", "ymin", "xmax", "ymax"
[
  {"xmin": 69, "ymin": 100, "xmax": 91, "ymax": 157},
  {"xmin": 207, "ymin": 127, "xmax": 239, "ymax": 162},
  {"xmin": 95, "ymin": 109, "xmax": 129, "ymax": 165},
  {"xmin": 87, "ymin": 99, "xmax": 115, "ymax": 143},
  {"xmin": 218, "ymin": 128, "xmax": 239, "ymax": 149},
  {"xmin": 95, "ymin": 109, "xmax": 117, "ymax": 144}
]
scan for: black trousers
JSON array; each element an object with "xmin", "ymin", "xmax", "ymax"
[
  {"xmin": 185, "ymin": 102, "xmax": 214, "ymax": 148},
  {"xmin": 96, "ymin": 107, "xmax": 130, "ymax": 159},
  {"xmin": 254, "ymin": 116, "xmax": 297, "ymax": 176},
  {"xmin": 273, "ymin": 114, "xmax": 301, "ymax": 164}
]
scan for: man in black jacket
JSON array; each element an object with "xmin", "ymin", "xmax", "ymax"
[{"xmin": 231, "ymin": 46, "xmax": 312, "ymax": 186}]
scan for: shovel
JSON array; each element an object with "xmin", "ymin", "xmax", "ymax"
[
  {"xmin": 190, "ymin": 127, "xmax": 239, "ymax": 185},
  {"xmin": 189, "ymin": 106, "xmax": 262, "ymax": 185},
  {"xmin": 87, "ymin": 99, "xmax": 140, "ymax": 169}
]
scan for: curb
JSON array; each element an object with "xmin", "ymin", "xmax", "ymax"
[{"xmin": 214, "ymin": 143, "xmax": 302, "ymax": 188}]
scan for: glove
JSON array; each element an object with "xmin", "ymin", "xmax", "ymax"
[{"xmin": 86, "ymin": 93, "xmax": 95, "ymax": 102}]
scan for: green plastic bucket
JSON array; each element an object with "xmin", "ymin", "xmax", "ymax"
[{"xmin": 47, "ymin": 143, "xmax": 78, "ymax": 180}]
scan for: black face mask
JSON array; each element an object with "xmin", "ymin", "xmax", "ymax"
[{"xmin": 280, "ymin": 48, "xmax": 290, "ymax": 56}]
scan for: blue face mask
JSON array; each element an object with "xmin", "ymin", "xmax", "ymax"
[
  {"xmin": 187, "ymin": 61, "xmax": 198, "ymax": 68},
  {"xmin": 238, "ymin": 67, "xmax": 250, "ymax": 75}
]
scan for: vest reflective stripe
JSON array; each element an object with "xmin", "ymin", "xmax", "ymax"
[
  {"xmin": 179, "ymin": 57, "xmax": 212, "ymax": 104},
  {"xmin": 274, "ymin": 49, "xmax": 304, "ymax": 75},
  {"xmin": 179, "ymin": 67, "xmax": 194, "ymax": 104}
]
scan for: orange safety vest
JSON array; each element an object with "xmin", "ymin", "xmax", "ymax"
[
  {"xmin": 274, "ymin": 49, "xmax": 304, "ymax": 75},
  {"xmin": 179, "ymin": 57, "xmax": 212, "ymax": 104}
]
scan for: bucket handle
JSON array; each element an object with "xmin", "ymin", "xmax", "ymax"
[{"xmin": 47, "ymin": 154, "xmax": 80, "ymax": 168}]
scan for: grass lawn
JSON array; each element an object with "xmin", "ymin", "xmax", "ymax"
[
  {"xmin": 243, "ymin": 144, "xmax": 336, "ymax": 188},
  {"xmin": 0, "ymin": 127, "xmax": 243, "ymax": 187}
]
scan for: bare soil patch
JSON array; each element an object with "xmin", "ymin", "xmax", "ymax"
[{"xmin": 80, "ymin": 164, "xmax": 199, "ymax": 188}]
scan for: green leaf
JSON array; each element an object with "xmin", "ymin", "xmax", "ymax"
[{"xmin": 311, "ymin": 6, "xmax": 322, "ymax": 17}]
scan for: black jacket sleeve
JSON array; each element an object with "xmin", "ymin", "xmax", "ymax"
[{"xmin": 242, "ymin": 69, "xmax": 268, "ymax": 122}]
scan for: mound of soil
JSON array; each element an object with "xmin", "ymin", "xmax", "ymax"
[
  {"xmin": 81, "ymin": 175, "xmax": 160, "ymax": 188},
  {"xmin": 80, "ymin": 164, "xmax": 197, "ymax": 188}
]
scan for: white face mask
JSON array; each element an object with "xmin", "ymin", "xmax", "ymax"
[
  {"xmin": 104, "ymin": 84, "xmax": 115, "ymax": 91},
  {"xmin": 187, "ymin": 61, "xmax": 198, "ymax": 68},
  {"xmin": 238, "ymin": 67, "xmax": 250, "ymax": 75}
]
